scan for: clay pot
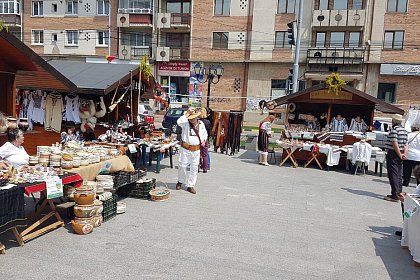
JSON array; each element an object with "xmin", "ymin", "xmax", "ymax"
[
  {"xmin": 0, "ymin": 126, "xmax": 7, "ymax": 133},
  {"xmin": 92, "ymin": 214, "xmax": 103, "ymax": 228},
  {"xmin": 6, "ymin": 117, "xmax": 17, "ymax": 129},
  {"xmin": 61, "ymin": 161, "xmax": 73, "ymax": 169},
  {"xmin": 50, "ymin": 154, "xmax": 62, "ymax": 162},
  {"xmin": 93, "ymin": 200, "xmax": 103, "ymax": 215},
  {"xmin": 18, "ymin": 118, "xmax": 29, "ymax": 132},
  {"xmin": 74, "ymin": 189, "xmax": 95, "ymax": 205},
  {"xmin": 73, "ymin": 204, "xmax": 95, "ymax": 218},
  {"xmin": 71, "ymin": 217, "xmax": 94, "ymax": 235}
]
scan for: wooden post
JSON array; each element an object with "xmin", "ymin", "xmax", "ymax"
[
  {"xmin": 370, "ymin": 106, "xmax": 375, "ymax": 130},
  {"xmin": 327, "ymin": 104, "xmax": 332, "ymax": 124},
  {"xmin": 285, "ymin": 104, "xmax": 290, "ymax": 126}
]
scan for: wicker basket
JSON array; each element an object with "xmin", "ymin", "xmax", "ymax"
[{"xmin": 149, "ymin": 187, "xmax": 170, "ymax": 202}]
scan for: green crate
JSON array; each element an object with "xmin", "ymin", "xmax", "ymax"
[{"xmin": 102, "ymin": 195, "xmax": 117, "ymax": 222}]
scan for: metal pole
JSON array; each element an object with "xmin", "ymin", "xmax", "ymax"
[
  {"xmin": 108, "ymin": 1, "xmax": 111, "ymax": 55},
  {"xmin": 292, "ymin": 0, "xmax": 304, "ymax": 93},
  {"xmin": 207, "ymin": 76, "xmax": 211, "ymax": 108}
]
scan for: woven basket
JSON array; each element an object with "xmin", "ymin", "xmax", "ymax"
[
  {"xmin": 149, "ymin": 182, "xmax": 170, "ymax": 201},
  {"xmin": 149, "ymin": 188, "xmax": 170, "ymax": 201}
]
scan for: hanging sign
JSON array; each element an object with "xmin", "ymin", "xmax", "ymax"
[
  {"xmin": 310, "ymin": 90, "xmax": 352, "ymax": 100},
  {"xmin": 158, "ymin": 61, "xmax": 191, "ymax": 77},
  {"xmin": 46, "ymin": 176, "xmax": 63, "ymax": 199},
  {"xmin": 98, "ymin": 162, "xmax": 112, "ymax": 175}
]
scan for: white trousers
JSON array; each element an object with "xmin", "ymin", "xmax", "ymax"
[{"xmin": 178, "ymin": 147, "xmax": 200, "ymax": 188}]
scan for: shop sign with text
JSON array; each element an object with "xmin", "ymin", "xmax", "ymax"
[{"xmin": 158, "ymin": 61, "xmax": 191, "ymax": 77}]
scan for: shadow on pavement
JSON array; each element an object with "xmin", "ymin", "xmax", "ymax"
[
  {"xmin": 368, "ymin": 225, "xmax": 420, "ymax": 280},
  {"xmin": 341, "ymin": 187, "xmax": 385, "ymax": 200}
]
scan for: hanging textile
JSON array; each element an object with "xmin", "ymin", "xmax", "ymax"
[
  {"xmin": 63, "ymin": 95, "xmax": 81, "ymax": 124},
  {"xmin": 27, "ymin": 90, "xmax": 46, "ymax": 130},
  {"xmin": 44, "ymin": 93, "xmax": 64, "ymax": 133},
  {"xmin": 211, "ymin": 111, "xmax": 243, "ymax": 155},
  {"xmin": 0, "ymin": 186, "xmax": 26, "ymax": 234}
]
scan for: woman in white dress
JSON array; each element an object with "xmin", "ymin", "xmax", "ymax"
[{"xmin": 0, "ymin": 128, "xmax": 29, "ymax": 169}]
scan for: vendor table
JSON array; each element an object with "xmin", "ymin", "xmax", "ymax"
[
  {"xmin": 70, "ymin": 155, "xmax": 135, "ymax": 181},
  {"xmin": 276, "ymin": 141, "xmax": 301, "ymax": 168},
  {"xmin": 401, "ymin": 194, "xmax": 420, "ymax": 265},
  {"xmin": 148, "ymin": 141, "xmax": 178, "ymax": 173},
  {"xmin": 12, "ymin": 173, "xmax": 83, "ymax": 246}
]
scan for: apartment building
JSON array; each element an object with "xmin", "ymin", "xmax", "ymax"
[{"xmin": 10, "ymin": 0, "xmax": 420, "ymax": 115}]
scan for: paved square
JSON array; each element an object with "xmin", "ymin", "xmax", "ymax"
[{"xmin": 1, "ymin": 150, "xmax": 420, "ymax": 279}]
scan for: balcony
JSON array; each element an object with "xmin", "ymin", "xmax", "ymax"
[
  {"xmin": 157, "ymin": 13, "xmax": 190, "ymax": 32},
  {"xmin": 312, "ymin": 10, "xmax": 366, "ymax": 28},
  {"xmin": 307, "ymin": 47, "xmax": 365, "ymax": 65},
  {"xmin": 117, "ymin": 7, "xmax": 152, "ymax": 14},
  {"xmin": 0, "ymin": 14, "xmax": 21, "ymax": 27},
  {"xmin": 118, "ymin": 46, "xmax": 152, "ymax": 60},
  {"xmin": 117, "ymin": 13, "xmax": 153, "ymax": 28},
  {"xmin": 169, "ymin": 47, "xmax": 190, "ymax": 60}
]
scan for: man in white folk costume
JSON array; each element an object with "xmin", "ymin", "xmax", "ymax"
[{"xmin": 176, "ymin": 108, "xmax": 208, "ymax": 194}]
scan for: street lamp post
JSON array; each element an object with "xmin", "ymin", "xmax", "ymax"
[{"xmin": 193, "ymin": 63, "xmax": 224, "ymax": 108}]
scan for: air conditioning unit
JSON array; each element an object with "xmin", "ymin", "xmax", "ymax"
[
  {"xmin": 156, "ymin": 47, "xmax": 169, "ymax": 62},
  {"xmin": 119, "ymin": 45, "xmax": 132, "ymax": 60},
  {"xmin": 117, "ymin": 14, "xmax": 129, "ymax": 28},
  {"xmin": 157, "ymin": 13, "xmax": 171, "ymax": 29}
]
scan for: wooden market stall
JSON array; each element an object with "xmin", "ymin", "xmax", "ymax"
[
  {"xmin": 0, "ymin": 29, "xmax": 77, "ymax": 154},
  {"xmin": 267, "ymin": 83, "xmax": 404, "ymax": 166}
]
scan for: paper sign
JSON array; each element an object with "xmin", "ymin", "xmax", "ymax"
[
  {"xmin": 46, "ymin": 176, "xmax": 63, "ymax": 199},
  {"xmin": 128, "ymin": 144, "xmax": 137, "ymax": 154},
  {"xmin": 98, "ymin": 162, "xmax": 112, "ymax": 175}
]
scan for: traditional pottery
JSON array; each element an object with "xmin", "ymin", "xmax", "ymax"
[
  {"xmin": 73, "ymin": 189, "xmax": 95, "ymax": 205},
  {"xmin": 73, "ymin": 204, "xmax": 95, "ymax": 218},
  {"xmin": 71, "ymin": 217, "xmax": 94, "ymax": 235}
]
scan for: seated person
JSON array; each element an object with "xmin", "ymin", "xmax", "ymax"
[
  {"xmin": 61, "ymin": 124, "xmax": 81, "ymax": 144},
  {"xmin": 83, "ymin": 127, "xmax": 96, "ymax": 142},
  {"xmin": 0, "ymin": 128, "xmax": 29, "ymax": 169}
]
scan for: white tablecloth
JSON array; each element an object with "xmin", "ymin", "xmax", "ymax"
[{"xmin": 402, "ymin": 194, "xmax": 420, "ymax": 263}]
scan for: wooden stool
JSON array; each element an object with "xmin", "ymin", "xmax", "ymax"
[{"xmin": 268, "ymin": 148, "xmax": 276, "ymax": 164}]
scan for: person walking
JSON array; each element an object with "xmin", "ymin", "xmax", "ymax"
[
  {"xmin": 384, "ymin": 114, "xmax": 408, "ymax": 202},
  {"xmin": 176, "ymin": 107, "xmax": 208, "ymax": 194},
  {"xmin": 258, "ymin": 115, "xmax": 275, "ymax": 166},
  {"xmin": 403, "ymin": 127, "xmax": 420, "ymax": 186}
]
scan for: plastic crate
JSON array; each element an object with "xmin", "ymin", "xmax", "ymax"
[
  {"xmin": 129, "ymin": 178, "xmax": 156, "ymax": 200},
  {"xmin": 102, "ymin": 195, "xmax": 117, "ymax": 222}
]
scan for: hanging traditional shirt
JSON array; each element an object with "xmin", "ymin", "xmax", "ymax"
[
  {"xmin": 27, "ymin": 90, "xmax": 46, "ymax": 130},
  {"xmin": 63, "ymin": 95, "xmax": 81, "ymax": 124},
  {"xmin": 352, "ymin": 141, "xmax": 372, "ymax": 165},
  {"xmin": 44, "ymin": 93, "xmax": 64, "ymax": 133},
  {"xmin": 349, "ymin": 118, "xmax": 368, "ymax": 132},
  {"xmin": 330, "ymin": 117, "xmax": 348, "ymax": 132}
]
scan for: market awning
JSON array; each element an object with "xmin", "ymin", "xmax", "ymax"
[
  {"xmin": 0, "ymin": 30, "xmax": 76, "ymax": 92},
  {"xmin": 47, "ymin": 60, "xmax": 140, "ymax": 95},
  {"xmin": 269, "ymin": 83, "xmax": 404, "ymax": 115}
]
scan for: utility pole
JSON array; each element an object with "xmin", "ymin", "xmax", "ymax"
[
  {"xmin": 108, "ymin": 1, "xmax": 111, "ymax": 56},
  {"xmin": 292, "ymin": 0, "xmax": 304, "ymax": 93}
]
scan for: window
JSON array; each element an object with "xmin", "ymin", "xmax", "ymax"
[
  {"xmin": 52, "ymin": 33, "xmax": 58, "ymax": 42},
  {"xmin": 167, "ymin": 0, "xmax": 190, "ymax": 13},
  {"xmin": 214, "ymin": 0, "xmax": 230, "ymax": 16},
  {"xmin": 66, "ymin": 30, "xmax": 78, "ymax": 45},
  {"xmin": 166, "ymin": 33, "xmax": 189, "ymax": 48},
  {"xmin": 212, "ymin": 32, "xmax": 229, "ymax": 49},
  {"xmin": 352, "ymin": 0, "xmax": 363, "ymax": 9},
  {"xmin": 333, "ymin": 0, "xmax": 348, "ymax": 9},
  {"xmin": 383, "ymin": 31, "xmax": 404, "ymax": 49},
  {"xmin": 271, "ymin": 80, "xmax": 288, "ymax": 99},
  {"xmin": 66, "ymin": 0, "xmax": 78, "ymax": 14},
  {"xmin": 315, "ymin": 32, "xmax": 326, "ymax": 47},
  {"xmin": 32, "ymin": 30, "xmax": 43, "ymax": 44},
  {"xmin": 32, "ymin": 1, "xmax": 43, "ymax": 16},
  {"xmin": 97, "ymin": 0, "xmax": 109, "ymax": 15},
  {"xmin": 318, "ymin": 0, "xmax": 328, "ymax": 10},
  {"xmin": 51, "ymin": 3, "xmax": 57, "ymax": 12},
  {"xmin": 348, "ymin": 32, "xmax": 360, "ymax": 47},
  {"xmin": 121, "ymin": 32, "xmax": 151, "ymax": 46},
  {"xmin": 330, "ymin": 32, "xmax": 345, "ymax": 47},
  {"xmin": 97, "ymin": 31, "xmax": 109, "ymax": 46},
  {"xmin": 118, "ymin": 0, "xmax": 152, "ymax": 10},
  {"xmin": 387, "ymin": 0, "xmax": 407, "ymax": 13},
  {"xmin": 275, "ymin": 31, "xmax": 291, "ymax": 48},
  {"xmin": 278, "ymin": 0, "xmax": 295, "ymax": 14},
  {"xmin": 377, "ymin": 83, "xmax": 396, "ymax": 103},
  {"xmin": 0, "ymin": 0, "xmax": 15, "ymax": 13}
]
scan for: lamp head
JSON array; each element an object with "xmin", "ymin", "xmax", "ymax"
[
  {"xmin": 194, "ymin": 63, "xmax": 202, "ymax": 76},
  {"xmin": 216, "ymin": 63, "xmax": 224, "ymax": 77}
]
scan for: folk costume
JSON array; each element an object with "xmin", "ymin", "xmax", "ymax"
[{"xmin": 177, "ymin": 109, "xmax": 208, "ymax": 192}]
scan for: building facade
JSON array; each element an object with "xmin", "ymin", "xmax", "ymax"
[{"xmin": 8, "ymin": 0, "xmax": 420, "ymax": 116}]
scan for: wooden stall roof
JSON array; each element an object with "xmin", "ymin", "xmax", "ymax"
[
  {"xmin": 270, "ymin": 83, "xmax": 405, "ymax": 115},
  {"xmin": 48, "ymin": 60, "xmax": 140, "ymax": 95},
  {"xmin": 0, "ymin": 30, "xmax": 76, "ymax": 91}
]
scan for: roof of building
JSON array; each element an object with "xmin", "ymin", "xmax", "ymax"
[
  {"xmin": 48, "ymin": 60, "xmax": 140, "ymax": 95},
  {"xmin": 0, "ymin": 29, "xmax": 76, "ymax": 92},
  {"xmin": 270, "ymin": 83, "xmax": 404, "ymax": 115}
]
